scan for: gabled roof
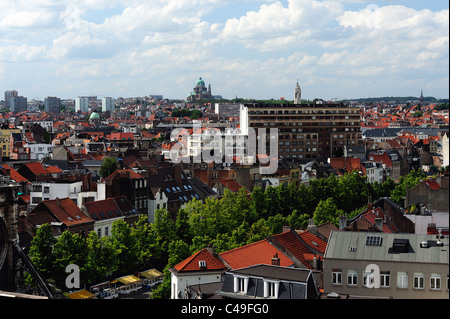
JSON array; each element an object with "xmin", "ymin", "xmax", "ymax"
[
  {"xmin": 173, "ymin": 248, "xmax": 227, "ymax": 273},
  {"xmin": 219, "ymin": 239, "xmax": 295, "ymax": 270},
  {"xmin": 424, "ymin": 179, "xmax": 440, "ymax": 190},
  {"xmin": 219, "ymin": 179, "xmax": 249, "ymax": 193},
  {"xmin": 270, "ymin": 230, "xmax": 326, "ymax": 270},
  {"xmin": 24, "ymin": 162, "xmax": 51, "ymax": 176},
  {"xmin": 30, "ymin": 198, "xmax": 93, "ymax": 227}
]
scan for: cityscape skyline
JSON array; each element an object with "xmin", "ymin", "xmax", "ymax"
[{"xmin": 0, "ymin": 1, "xmax": 448, "ymax": 101}]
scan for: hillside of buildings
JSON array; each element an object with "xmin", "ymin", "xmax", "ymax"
[{"xmin": 0, "ymin": 84, "xmax": 448, "ymax": 300}]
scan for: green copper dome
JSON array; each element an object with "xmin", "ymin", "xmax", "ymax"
[
  {"xmin": 89, "ymin": 112, "xmax": 100, "ymax": 120},
  {"xmin": 196, "ymin": 77, "xmax": 205, "ymax": 86}
]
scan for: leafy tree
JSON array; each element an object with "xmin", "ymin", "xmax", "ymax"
[
  {"xmin": 28, "ymin": 224, "xmax": 56, "ymax": 281},
  {"xmin": 85, "ymin": 231, "xmax": 117, "ymax": 284},
  {"xmin": 100, "ymin": 156, "xmax": 118, "ymax": 178},
  {"xmin": 52, "ymin": 231, "xmax": 88, "ymax": 289},
  {"xmin": 313, "ymin": 198, "xmax": 344, "ymax": 227},
  {"xmin": 109, "ymin": 219, "xmax": 139, "ymax": 275}
]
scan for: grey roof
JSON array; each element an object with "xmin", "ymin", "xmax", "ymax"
[
  {"xmin": 325, "ymin": 231, "xmax": 449, "ymax": 264},
  {"xmin": 362, "ymin": 127, "xmax": 448, "ymax": 138}
]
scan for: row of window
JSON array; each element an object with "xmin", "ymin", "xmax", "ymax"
[{"xmin": 332, "ymin": 269, "xmax": 448, "ymax": 291}]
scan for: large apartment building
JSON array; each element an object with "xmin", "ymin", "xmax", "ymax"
[{"xmin": 239, "ymin": 100, "xmax": 363, "ymax": 159}]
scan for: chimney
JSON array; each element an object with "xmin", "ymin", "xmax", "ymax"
[
  {"xmin": 282, "ymin": 225, "xmax": 291, "ymax": 233},
  {"xmin": 339, "ymin": 215, "xmax": 347, "ymax": 230},
  {"xmin": 312, "ymin": 255, "xmax": 318, "ymax": 270},
  {"xmin": 271, "ymin": 253, "xmax": 280, "ymax": 266},
  {"xmin": 205, "ymin": 245, "xmax": 216, "ymax": 257},
  {"xmin": 374, "ymin": 218, "xmax": 383, "ymax": 231},
  {"xmin": 174, "ymin": 165, "xmax": 182, "ymax": 186},
  {"xmin": 367, "ymin": 195, "xmax": 373, "ymax": 210},
  {"xmin": 307, "ymin": 219, "xmax": 317, "ymax": 235}
]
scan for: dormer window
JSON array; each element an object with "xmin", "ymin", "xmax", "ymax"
[
  {"xmin": 199, "ymin": 260, "xmax": 206, "ymax": 269},
  {"xmin": 234, "ymin": 276, "xmax": 248, "ymax": 294}
]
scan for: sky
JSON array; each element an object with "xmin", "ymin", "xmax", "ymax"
[{"xmin": 0, "ymin": 0, "xmax": 448, "ymax": 101}]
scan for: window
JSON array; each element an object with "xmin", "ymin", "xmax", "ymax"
[
  {"xmin": 105, "ymin": 227, "xmax": 109, "ymax": 237},
  {"xmin": 430, "ymin": 273, "xmax": 441, "ymax": 290},
  {"xmin": 365, "ymin": 235, "xmax": 383, "ymax": 246},
  {"xmin": 380, "ymin": 271, "xmax": 390, "ymax": 288},
  {"xmin": 414, "ymin": 273, "xmax": 424, "ymax": 289},
  {"xmin": 414, "ymin": 272, "xmax": 425, "ymax": 289},
  {"xmin": 397, "ymin": 272, "xmax": 408, "ymax": 289},
  {"xmin": 347, "ymin": 270, "xmax": 358, "ymax": 286},
  {"xmin": 264, "ymin": 281, "xmax": 278, "ymax": 298}
]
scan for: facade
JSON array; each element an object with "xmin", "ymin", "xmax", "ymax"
[
  {"xmin": 170, "ymin": 247, "xmax": 228, "ymax": 299},
  {"xmin": 0, "ymin": 128, "xmax": 20, "ymax": 158},
  {"xmin": 323, "ymin": 231, "xmax": 449, "ymax": 299},
  {"xmin": 75, "ymin": 96, "xmax": 89, "ymax": 112},
  {"xmin": 102, "ymin": 97, "xmax": 115, "ymax": 113},
  {"xmin": 44, "ymin": 97, "xmax": 60, "ymax": 113},
  {"xmin": 217, "ymin": 264, "xmax": 319, "ymax": 299},
  {"xmin": 4, "ymin": 90, "xmax": 18, "ymax": 109},
  {"xmin": 239, "ymin": 99, "xmax": 363, "ymax": 160},
  {"xmin": 187, "ymin": 77, "xmax": 213, "ymax": 102},
  {"xmin": 11, "ymin": 96, "xmax": 27, "ymax": 112}
]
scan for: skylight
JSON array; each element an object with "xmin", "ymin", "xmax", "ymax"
[{"xmin": 365, "ymin": 235, "xmax": 383, "ymax": 246}]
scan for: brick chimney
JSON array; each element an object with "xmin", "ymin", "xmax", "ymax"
[{"xmin": 271, "ymin": 253, "xmax": 280, "ymax": 266}]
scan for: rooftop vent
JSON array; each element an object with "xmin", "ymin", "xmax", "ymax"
[{"xmin": 393, "ymin": 238, "xmax": 409, "ymax": 253}]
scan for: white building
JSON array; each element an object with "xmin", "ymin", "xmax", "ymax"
[
  {"xmin": 102, "ymin": 97, "xmax": 115, "ymax": 113},
  {"xmin": 25, "ymin": 143, "xmax": 53, "ymax": 160},
  {"xmin": 169, "ymin": 247, "xmax": 227, "ymax": 299},
  {"xmin": 75, "ymin": 96, "xmax": 89, "ymax": 112},
  {"xmin": 30, "ymin": 181, "xmax": 105, "ymax": 208}
]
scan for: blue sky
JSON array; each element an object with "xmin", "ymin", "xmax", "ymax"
[{"xmin": 0, "ymin": 0, "xmax": 448, "ymax": 101}]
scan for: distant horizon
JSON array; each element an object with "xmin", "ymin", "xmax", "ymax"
[{"xmin": 0, "ymin": 1, "xmax": 448, "ymax": 102}]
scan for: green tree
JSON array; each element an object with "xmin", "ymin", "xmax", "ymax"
[
  {"xmin": 28, "ymin": 224, "xmax": 56, "ymax": 281},
  {"xmin": 100, "ymin": 156, "xmax": 118, "ymax": 178},
  {"xmin": 109, "ymin": 219, "xmax": 139, "ymax": 275},
  {"xmin": 85, "ymin": 231, "xmax": 117, "ymax": 284},
  {"xmin": 313, "ymin": 198, "xmax": 344, "ymax": 227},
  {"xmin": 52, "ymin": 231, "xmax": 88, "ymax": 289}
]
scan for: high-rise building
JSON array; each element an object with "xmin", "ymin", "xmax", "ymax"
[
  {"xmin": 4, "ymin": 90, "xmax": 18, "ymax": 109},
  {"xmin": 75, "ymin": 96, "xmax": 89, "ymax": 112},
  {"xmin": 102, "ymin": 97, "xmax": 115, "ymax": 113},
  {"xmin": 10, "ymin": 96, "xmax": 27, "ymax": 112},
  {"xmin": 44, "ymin": 97, "xmax": 61, "ymax": 113},
  {"xmin": 239, "ymin": 83, "xmax": 363, "ymax": 159}
]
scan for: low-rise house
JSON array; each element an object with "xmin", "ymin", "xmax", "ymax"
[
  {"xmin": 82, "ymin": 196, "xmax": 137, "ymax": 237},
  {"xmin": 323, "ymin": 231, "xmax": 449, "ymax": 299},
  {"xmin": 27, "ymin": 197, "xmax": 94, "ymax": 238},
  {"xmin": 170, "ymin": 247, "xmax": 228, "ymax": 299},
  {"xmin": 217, "ymin": 264, "xmax": 319, "ymax": 299}
]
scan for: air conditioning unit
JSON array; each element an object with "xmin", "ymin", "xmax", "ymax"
[{"xmin": 420, "ymin": 241, "xmax": 428, "ymax": 248}]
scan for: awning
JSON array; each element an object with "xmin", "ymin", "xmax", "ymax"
[
  {"xmin": 139, "ymin": 269, "xmax": 163, "ymax": 280},
  {"xmin": 68, "ymin": 289, "xmax": 96, "ymax": 299},
  {"xmin": 117, "ymin": 275, "xmax": 142, "ymax": 285}
]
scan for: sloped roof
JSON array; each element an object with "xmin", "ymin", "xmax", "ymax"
[
  {"xmin": 219, "ymin": 179, "xmax": 249, "ymax": 193},
  {"xmin": 219, "ymin": 239, "xmax": 295, "ymax": 270},
  {"xmin": 173, "ymin": 248, "xmax": 227, "ymax": 273},
  {"xmin": 31, "ymin": 198, "xmax": 93, "ymax": 227}
]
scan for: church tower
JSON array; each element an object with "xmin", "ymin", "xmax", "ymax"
[{"xmin": 294, "ymin": 81, "xmax": 301, "ymax": 104}]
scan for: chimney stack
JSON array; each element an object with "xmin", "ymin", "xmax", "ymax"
[
  {"xmin": 374, "ymin": 218, "xmax": 383, "ymax": 231},
  {"xmin": 307, "ymin": 219, "xmax": 317, "ymax": 235},
  {"xmin": 271, "ymin": 253, "xmax": 280, "ymax": 266},
  {"xmin": 339, "ymin": 215, "xmax": 347, "ymax": 230}
]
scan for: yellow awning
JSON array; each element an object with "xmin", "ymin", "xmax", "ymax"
[
  {"xmin": 117, "ymin": 275, "xmax": 142, "ymax": 285},
  {"xmin": 140, "ymin": 269, "xmax": 163, "ymax": 279},
  {"xmin": 68, "ymin": 289, "xmax": 96, "ymax": 299}
]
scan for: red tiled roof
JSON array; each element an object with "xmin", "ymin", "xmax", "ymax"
[
  {"xmin": 219, "ymin": 239, "xmax": 295, "ymax": 269},
  {"xmin": 0, "ymin": 163, "xmax": 29, "ymax": 183},
  {"xmin": 173, "ymin": 248, "xmax": 227, "ymax": 273},
  {"xmin": 25, "ymin": 162, "xmax": 50, "ymax": 176},
  {"xmin": 424, "ymin": 179, "xmax": 440, "ymax": 190},
  {"xmin": 31, "ymin": 198, "xmax": 93, "ymax": 226},
  {"xmin": 219, "ymin": 179, "xmax": 249, "ymax": 193},
  {"xmin": 271, "ymin": 230, "xmax": 327, "ymax": 270}
]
